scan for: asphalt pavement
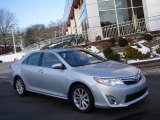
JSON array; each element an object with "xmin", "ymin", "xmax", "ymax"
[
  {"xmin": 0, "ymin": 77, "xmax": 160, "ymax": 120},
  {"xmin": 0, "ymin": 63, "xmax": 160, "ymax": 120},
  {"xmin": 0, "ymin": 62, "xmax": 11, "ymax": 79}
]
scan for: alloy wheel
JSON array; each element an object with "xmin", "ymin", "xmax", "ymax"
[
  {"xmin": 73, "ymin": 88, "xmax": 90, "ymax": 110},
  {"xmin": 15, "ymin": 79, "xmax": 25, "ymax": 95}
]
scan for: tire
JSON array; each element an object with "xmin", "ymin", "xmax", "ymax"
[
  {"xmin": 71, "ymin": 84, "xmax": 94, "ymax": 113},
  {"xmin": 15, "ymin": 77, "xmax": 26, "ymax": 96}
]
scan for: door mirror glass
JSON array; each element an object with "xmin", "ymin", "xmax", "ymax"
[{"xmin": 51, "ymin": 63, "xmax": 64, "ymax": 69}]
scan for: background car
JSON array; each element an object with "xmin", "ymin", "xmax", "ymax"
[{"xmin": 10, "ymin": 48, "xmax": 148, "ymax": 113}]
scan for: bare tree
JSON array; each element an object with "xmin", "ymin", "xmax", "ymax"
[
  {"xmin": 49, "ymin": 19, "xmax": 64, "ymax": 28},
  {"xmin": 24, "ymin": 24, "xmax": 46, "ymax": 46},
  {"xmin": 24, "ymin": 20, "xmax": 64, "ymax": 46},
  {"xmin": 47, "ymin": 19, "xmax": 64, "ymax": 37},
  {"xmin": 0, "ymin": 8, "xmax": 16, "ymax": 52}
]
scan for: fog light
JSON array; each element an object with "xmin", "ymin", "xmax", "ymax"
[{"xmin": 107, "ymin": 96, "xmax": 120, "ymax": 105}]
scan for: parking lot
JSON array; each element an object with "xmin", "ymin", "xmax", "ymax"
[{"xmin": 0, "ymin": 63, "xmax": 160, "ymax": 120}]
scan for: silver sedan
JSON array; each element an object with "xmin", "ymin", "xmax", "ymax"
[{"xmin": 10, "ymin": 48, "xmax": 148, "ymax": 113}]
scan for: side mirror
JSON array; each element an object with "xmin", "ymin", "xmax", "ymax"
[{"xmin": 51, "ymin": 63, "xmax": 65, "ymax": 69}]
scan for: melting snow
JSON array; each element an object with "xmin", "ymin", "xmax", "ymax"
[
  {"xmin": 0, "ymin": 52, "xmax": 25, "ymax": 63},
  {"xmin": 86, "ymin": 46, "xmax": 105, "ymax": 58},
  {"xmin": 131, "ymin": 41, "xmax": 150, "ymax": 54}
]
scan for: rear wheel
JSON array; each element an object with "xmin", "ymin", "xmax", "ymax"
[
  {"xmin": 15, "ymin": 77, "xmax": 26, "ymax": 96},
  {"xmin": 71, "ymin": 84, "xmax": 94, "ymax": 113}
]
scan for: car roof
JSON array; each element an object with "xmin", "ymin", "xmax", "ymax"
[{"xmin": 40, "ymin": 48, "xmax": 84, "ymax": 53}]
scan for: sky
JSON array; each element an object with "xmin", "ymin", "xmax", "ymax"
[{"xmin": 0, "ymin": 0, "xmax": 66, "ymax": 29}]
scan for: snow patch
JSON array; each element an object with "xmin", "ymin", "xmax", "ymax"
[
  {"xmin": 87, "ymin": 46, "xmax": 100, "ymax": 53},
  {"xmin": 86, "ymin": 46, "xmax": 105, "ymax": 58},
  {"xmin": 137, "ymin": 40, "xmax": 146, "ymax": 44},
  {"xmin": 152, "ymin": 45, "xmax": 160, "ymax": 56},
  {"xmin": 132, "ymin": 41, "xmax": 150, "ymax": 54},
  {"xmin": 118, "ymin": 52, "xmax": 125, "ymax": 57},
  {"xmin": 0, "ymin": 52, "xmax": 25, "ymax": 63}
]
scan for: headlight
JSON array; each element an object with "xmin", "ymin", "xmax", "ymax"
[
  {"xmin": 136, "ymin": 70, "xmax": 142, "ymax": 82},
  {"xmin": 93, "ymin": 77, "xmax": 124, "ymax": 86}
]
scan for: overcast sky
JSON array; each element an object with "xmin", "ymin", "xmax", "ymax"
[{"xmin": 0, "ymin": 0, "xmax": 66, "ymax": 28}]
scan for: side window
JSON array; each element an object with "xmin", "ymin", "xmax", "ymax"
[
  {"xmin": 27, "ymin": 53, "xmax": 41, "ymax": 66},
  {"xmin": 22, "ymin": 58, "xmax": 28, "ymax": 64},
  {"xmin": 42, "ymin": 53, "xmax": 61, "ymax": 68}
]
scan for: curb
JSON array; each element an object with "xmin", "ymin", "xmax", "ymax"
[
  {"xmin": 142, "ymin": 68, "xmax": 160, "ymax": 76},
  {"xmin": 0, "ymin": 77, "xmax": 9, "ymax": 84}
]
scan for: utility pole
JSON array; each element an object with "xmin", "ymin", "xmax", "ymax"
[
  {"xmin": 11, "ymin": 29, "xmax": 16, "ymax": 53},
  {"xmin": 20, "ymin": 36, "xmax": 23, "ymax": 45},
  {"xmin": 54, "ymin": 31, "xmax": 57, "ymax": 38},
  {"xmin": 20, "ymin": 36, "xmax": 24, "ymax": 51}
]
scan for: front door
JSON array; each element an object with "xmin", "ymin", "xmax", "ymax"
[{"xmin": 39, "ymin": 52, "xmax": 67, "ymax": 98}]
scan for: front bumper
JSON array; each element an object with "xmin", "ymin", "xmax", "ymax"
[{"xmin": 91, "ymin": 75, "xmax": 148, "ymax": 108}]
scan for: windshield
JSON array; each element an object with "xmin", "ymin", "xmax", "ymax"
[{"xmin": 58, "ymin": 50, "xmax": 106, "ymax": 67}]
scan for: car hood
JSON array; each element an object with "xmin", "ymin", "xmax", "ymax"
[{"xmin": 74, "ymin": 61, "xmax": 139, "ymax": 78}]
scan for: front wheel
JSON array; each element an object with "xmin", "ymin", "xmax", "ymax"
[
  {"xmin": 15, "ymin": 78, "xmax": 26, "ymax": 96},
  {"xmin": 71, "ymin": 84, "xmax": 94, "ymax": 113}
]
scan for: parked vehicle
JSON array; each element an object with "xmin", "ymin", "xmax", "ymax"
[
  {"xmin": 0, "ymin": 45, "xmax": 22, "ymax": 55},
  {"xmin": 10, "ymin": 48, "xmax": 148, "ymax": 113}
]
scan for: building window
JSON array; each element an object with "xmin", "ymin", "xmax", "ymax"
[
  {"xmin": 98, "ymin": 0, "xmax": 144, "ymax": 27},
  {"xmin": 133, "ymin": 7, "xmax": 144, "ymax": 19},
  {"xmin": 117, "ymin": 8, "xmax": 133, "ymax": 23},
  {"xmin": 81, "ymin": 19, "xmax": 88, "ymax": 32},
  {"xmin": 99, "ymin": 10, "xmax": 117, "ymax": 26},
  {"xmin": 80, "ymin": 2, "xmax": 89, "ymax": 32},
  {"xmin": 98, "ymin": 0, "xmax": 115, "ymax": 11},
  {"xmin": 132, "ymin": 0, "xmax": 143, "ymax": 7},
  {"xmin": 115, "ymin": 0, "xmax": 131, "ymax": 8}
]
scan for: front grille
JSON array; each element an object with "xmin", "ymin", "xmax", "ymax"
[
  {"xmin": 122, "ymin": 74, "xmax": 142, "ymax": 85},
  {"xmin": 125, "ymin": 87, "xmax": 147, "ymax": 103}
]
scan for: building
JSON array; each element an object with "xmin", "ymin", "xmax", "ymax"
[{"xmin": 63, "ymin": 0, "xmax": 160, "ymax": 41}]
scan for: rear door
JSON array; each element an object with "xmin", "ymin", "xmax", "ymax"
[{"xmin": 21, "ymin": 52, "xmax": 43, "ymax": 91}]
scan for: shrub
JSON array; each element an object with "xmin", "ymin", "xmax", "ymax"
[
  {"xmin": 144, "ymin": 33, "xmax": 153, "ymax": 42},
  {"xmin": 118, "ymin": 37, "xmax": 128, "ymax": 47},
  {"xmin": 103, "ymin": 47, "xmax": 113, "ymax": 57},
  {"xmin": 124, "ymin": 45, "xmax": 150, "ymax": 59},
  {"xmin": 156, "ymin": 48, "xmax": 160, "ymax": 54},
  {"xmin": 103, "ymin": 47, "xmax": 120, "ymax": 61},
  {"xmin": 107, "ymin": 53, "xmax": 120, "ymax": 61},
  {"xmin": 110, "ymin": 38, "xmax": 116, "ymax": 46},
  {"xmin": 95, "ymin": 35, "xmax": 102, "ymax": 41}
]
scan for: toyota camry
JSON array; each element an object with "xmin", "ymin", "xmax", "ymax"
[{"xmin": 10, "ymin": 48, "xmax": 148, "ymax": 113}]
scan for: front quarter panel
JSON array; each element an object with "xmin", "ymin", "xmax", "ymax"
[{"xmin": 66, "ymin": 69, "xmax": 97, "ymax": 94}]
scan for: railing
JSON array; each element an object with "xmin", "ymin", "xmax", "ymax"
[
  {"xmin": 102, "ymin": 15, "xmax": 160, "ymax": 38},
  {"xmin": 25, "ymin": 33, "xmax": 86, "ymax": 52},
  {"xmin": 24, "ymin": 15, "xmax": 160, "ymax": 52}
]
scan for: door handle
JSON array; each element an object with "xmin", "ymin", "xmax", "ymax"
[{"xmin": 20, "ymin": 67, "xmax": 24, "ymax": 70}]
